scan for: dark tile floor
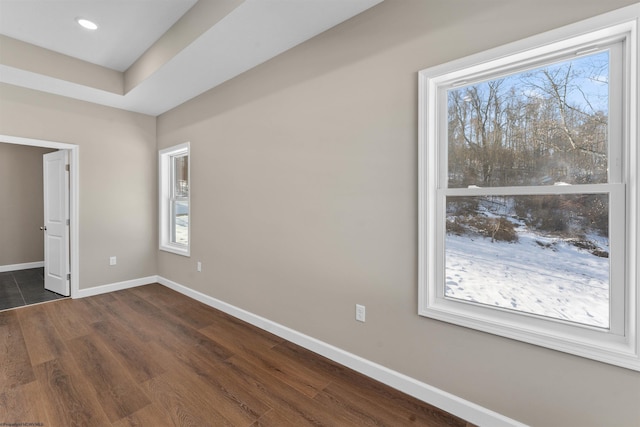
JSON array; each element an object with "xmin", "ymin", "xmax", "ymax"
[{"xmin": 0, "ymin": 267, "xmax": 66, "ymax": 311}]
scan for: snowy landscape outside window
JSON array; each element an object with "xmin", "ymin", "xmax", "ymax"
[
  {"xmin": 171, "ymin": 153, "xmax": 189, "ymax": 246},
  {"xmin": 419, "ymin": 8, "xmax": 640, "ymax": 371},
  {"xmin": 160, "ymin": 143, "xmax": 190, "ymax": 256},
  {"xmin": 444, "ymin": 48, "xmax": 620, "ymax": 330}
]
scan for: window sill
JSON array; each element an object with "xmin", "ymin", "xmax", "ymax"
[{"xmin": 159, "ymin": 244, "xmax": 190, "ymax": 257}]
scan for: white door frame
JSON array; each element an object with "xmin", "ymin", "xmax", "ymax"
[{"xmin": 0, "ymin": 134, "xmax": 80, "ymax": 298}]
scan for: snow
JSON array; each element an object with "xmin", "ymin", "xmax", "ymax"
[
  {"xmin": 175, "ymin": 214, "xmax": 189, "ymax": 245},
  {"xmin": 445, "ymin": 229, "xmax": 610, "ymax": 328},
  {"xmin": 174, "ymin": 201, "xmax": 189, "ymax": 245}
]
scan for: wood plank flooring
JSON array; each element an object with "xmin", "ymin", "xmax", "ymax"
[{"xmin": 1, "ymin": 284, "xmax": 474, "ymax": 426}]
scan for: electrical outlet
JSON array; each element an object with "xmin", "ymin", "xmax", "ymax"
[
  {"xmin": 109, "ymin": 256, "xmax": 117, "ymax": 266},
  {"xmin": 355, "ymin": 304, "xmax": 366, "ymax": 322},
  {"xmin": 197, "ymin": 261, "xmax": 202, "ymax": 272}
]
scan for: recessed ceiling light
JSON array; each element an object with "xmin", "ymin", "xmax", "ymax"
[{"xmin": 76, "ymin": 18, "xmax": 98, "ymax": 30}]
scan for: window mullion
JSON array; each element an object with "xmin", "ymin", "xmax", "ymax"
[{"xmin": 442, "ymin": 183, "xmax": 618, "ymax": 197}]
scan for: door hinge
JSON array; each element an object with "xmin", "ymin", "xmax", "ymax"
[
  {"xmin": 67, "ymin": 273, "xmax": 71, "ymax": 281},
  {"xmin": 66, "ymin": 219, "xmax": 70, "ymax": 226},
  {"xmin": 65, "ymin": 164, "xmax": 70, "ymax": 172}
]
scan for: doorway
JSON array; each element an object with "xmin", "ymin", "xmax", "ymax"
[{"xmin": 0, "ymin": 134, "xmax": 79, "ymax": 310}]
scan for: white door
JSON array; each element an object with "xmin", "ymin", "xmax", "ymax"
[{"xmin": 43, "ymin": 150, "xmax": 70, "ymax": 296}]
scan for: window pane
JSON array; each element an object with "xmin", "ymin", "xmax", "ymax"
[
  {"xmin": 172, "ymin": 200, "xmax": 189, "ymax": 245},
  {"xmin": 447, "ymin": 51, "xmax": 609, "ymax": 188},
  {"xmin": 445, "ymin": 194, "xmax": 609, "ymax": 328},
  {"xmin": 173, "ymin": 154, "xmax": 189, "ymax": 197}
]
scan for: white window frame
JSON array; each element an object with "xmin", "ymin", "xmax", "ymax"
[
  {"xmin": 418, "ymin": 5, "xmax": 639, "ymax": 371},
  {"xmin": 159, "ymin": 142, "xmax": 190, "ymax": 256}
]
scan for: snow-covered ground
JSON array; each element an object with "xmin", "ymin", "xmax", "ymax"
[
  {"xmin": 445, "ymin": 230, "xmax": 610, "ymax": 328},
  {"xmin": 175, "ymin": 214, "xmax": 189, "ymax": 245},
  {"xmin": 173, "ymin": 201, "xmax": 189, "ymax": 245}
]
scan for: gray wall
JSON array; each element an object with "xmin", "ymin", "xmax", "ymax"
[
  {"xmin": 0, "ymin": 142, "xmax": 55, "ymax": 267},
  {"xmin": 0, "ymin": 84, "xmax": 157, "ymax": 289},
  {"xmin": 156, "ymin": 1, "xmax": 640, "ymax": 426}
]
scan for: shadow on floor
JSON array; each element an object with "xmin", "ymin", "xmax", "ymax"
[{"xmin": 0, "ymin": 267, "xmax": 66, "ymax": 311}]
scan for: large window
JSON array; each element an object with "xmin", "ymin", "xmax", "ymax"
[
  {"xmin": 418, "ymin": 7, "xmax": 639, "ymax": 370},
  {"xmin": 159, "ymin": 143, "xmax": 190, "ymax": 256}
]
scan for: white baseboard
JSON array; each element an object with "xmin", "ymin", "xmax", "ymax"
[
  {"xmin": 157, "ymin": 275, "xmax": 526, "ymax": 427},
  {"xmin": 74, "ymin": 275, "xmax": 158, "ymax": 298},
  {"xmin": 0, "ymin": 261, "xmax": 44, "ymax": 273}
]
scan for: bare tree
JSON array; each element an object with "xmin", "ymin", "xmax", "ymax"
[{"xmin": 447, "ymin": 51, "xmax": 610, "ymax": 237}]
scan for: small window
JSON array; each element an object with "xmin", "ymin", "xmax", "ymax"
[
  {"xmin": 418, "ymin": 8, "xmax": 639, "ymax": 370},
  {"xmin": 159, "ymin": 143, "xmax": 190, "ymax": 256}
]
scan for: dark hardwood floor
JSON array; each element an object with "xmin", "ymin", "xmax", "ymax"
[{"xmin": 0, "ymin": 284, "xmax": 474, "ymax": 426}]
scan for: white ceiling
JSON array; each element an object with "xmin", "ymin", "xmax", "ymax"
[
  {"xmin": 0, "ymin": 0, "xmax": 198, "ymax": 71},
  {"xmin": 0, "ymin": 0, "xmax": 383, "ymax": 116}
]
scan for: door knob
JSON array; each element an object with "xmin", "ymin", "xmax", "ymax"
[{"xmin": 40, "ymin": 226, "xmax": 47, "ymax": 231}]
